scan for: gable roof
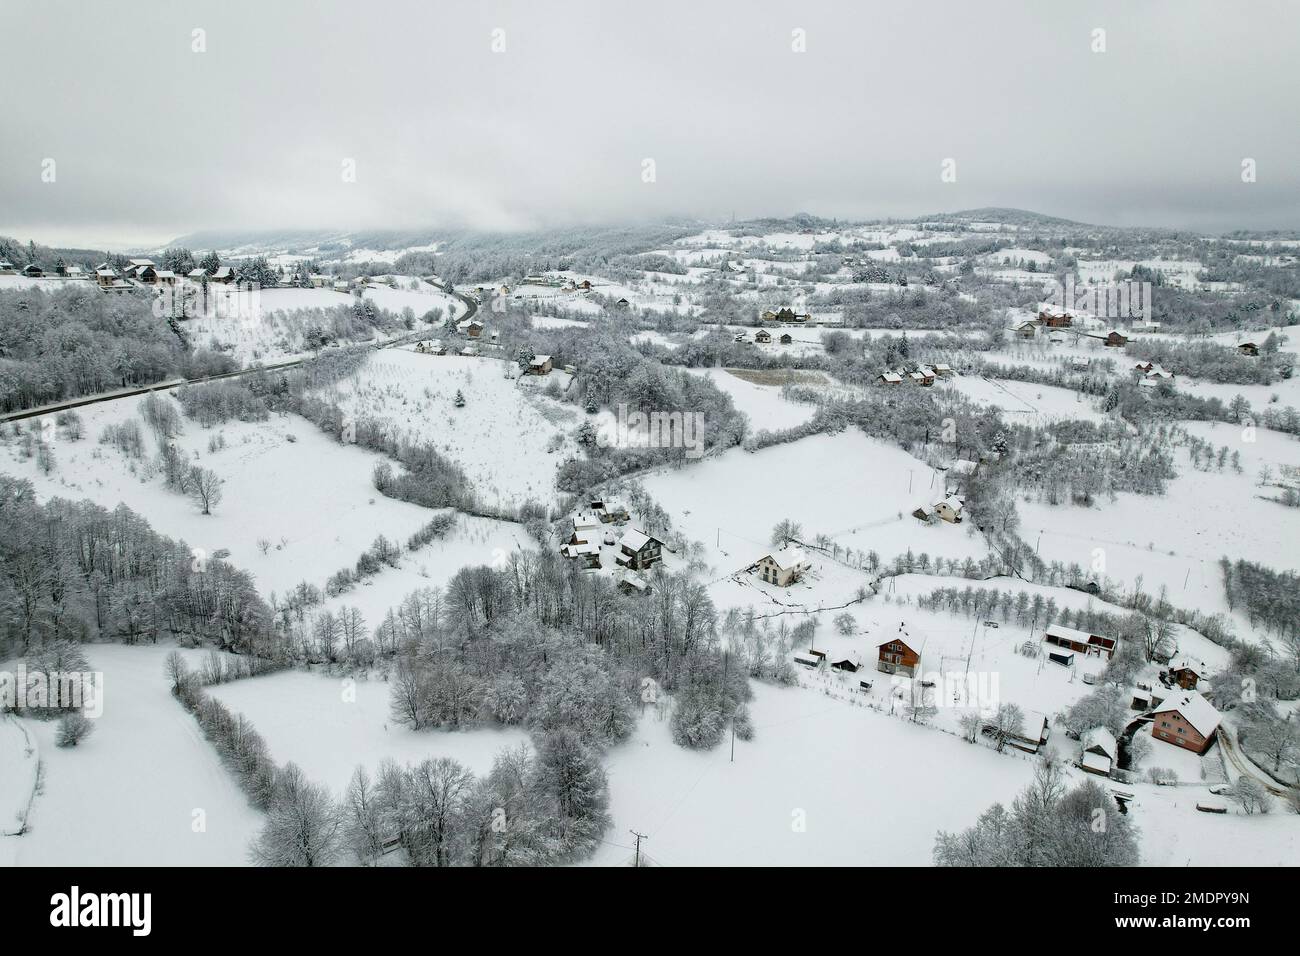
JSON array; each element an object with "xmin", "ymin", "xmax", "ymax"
[
  {"xmin": 764, "ymin": 545, "xmax": 809, "ymax": 571},
  {"xmin": 876, "ymin": 636, "xmax": 918, "ymax": 656},
  {"xmin": 1169, "ymin": 657, "xmax": 1210, "ymax": 679},
  {"xmin": 1151, "ymin": 691, "xmax": 1220, "ymax": 738},
  {"xmin": 1083, "ymin": 726, "xmax": 1117, "ymax": 759},
  {"xmin": 1045, "ymin": 623, "xmax": 1104, "ymax": 645},
  {"xmin": 619, "ymin": 527, "xmax": 659, "ymax": 552}
]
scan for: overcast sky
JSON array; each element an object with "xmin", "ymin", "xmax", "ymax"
[{"xmin": 2, "ymin": 0, "xmax": 1298, "ymax": 248}]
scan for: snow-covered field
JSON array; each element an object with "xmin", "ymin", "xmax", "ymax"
[
  {"xmin": 642, "ymin": 430, "xmax": 986, "ymax": 578},
  {"xmin": 685, "ymin": 368, "xmax": 817, "ymax": 431},
  {"xmin": 945, "ymin": 376, "xmax": 1108, "ymax": 424},
  {"xmin": 0, "ymin": 389, "xmax": 525, "ymax": 601},
  {"xmin": 4, "ymin": 645, "xmax": 263, "ymax": 866},
  {"xmin": 209, "ymin": 669, "xmax": 530, "ymax": 797},
  {"xmin": 1021, "ymin": 420, "xmax": 1300, "ymax": 621},
  {"xmin": 319, "ymin": 348, "xmax": 581, "ymax": 509}
]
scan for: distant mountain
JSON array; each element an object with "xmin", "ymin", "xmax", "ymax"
[{"xmin": 924, "ymin": 207, "xmax": 1091, "ymax": 228}]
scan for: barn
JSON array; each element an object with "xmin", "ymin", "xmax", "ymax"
[{"xmin": 1043, "ymin": 624, "xmax": 1117, "ymax": 660}]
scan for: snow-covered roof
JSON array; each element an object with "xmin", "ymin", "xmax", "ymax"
[
  {"xmin": 939, "ymin": 496, "xmax": 963, "ymax": 512},
  {"xmin": 187, "ymin": 268, "xmax": 207, "ymax": 278},
  {"xmin": 618, "ymin": 569, "xmax": 649, "ymax": 591},
  {"xmin": 1169, "ymin": 657, "xmax": 1209, "ymax": 678},
  {"xmin": 1151, "ymin": 691, "xmax": 1221, "ymax": 738},
  {"xmin": 880, "ymin": 372, "xmax": 903, "ymax": 383},
  {"xmin": 572, "ymin": 512, "xmax": 602, "ymax": 531},
  {"xmin": 1083, "ymin": 726, "xmax": 1117, "ymax": 759},
  {"xmin": 619, "ymin": 527, "xmax": 657, "ymax": 552},
  {"xmin": 1045, "ymin": 623, "xmax": 1103, "ymax": 644},
  {"xmin": 1082, "ymin": 751, "xmax": 1112, "ymax": 774},
  {"xmin": 764, "ymin": 545, "xmax": 809, "ymax": 571},
  {"xmin": 949, "ymin": 459, "xmax": 978, "ymax": 475},
  {"xmin": 562, "ymin": 539, "xmax": 600, "ymax": 557},
  {"xmin": 530, "ymin": 354, "xmax": 552, "ymax": 365}
]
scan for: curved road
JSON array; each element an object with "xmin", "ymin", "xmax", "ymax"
[{"xmin": 0, "ymin": 286, "xmax": 477, "ymax": 425}]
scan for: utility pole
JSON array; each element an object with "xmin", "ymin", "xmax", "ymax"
[{"xmin": 630, "ymin": 830, "xmax": 647, "ymax": 868}]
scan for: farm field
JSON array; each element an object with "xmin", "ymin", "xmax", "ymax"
[
  {"xmin": 209, "ymin": 670, "xmax": 530, "ymax": 797},
  {"xmin": 318, "ymin": 348, "xmax": 583, "ymax": 510},
  {"xmin": 0, "ymin": 389, "xmax": 525, "ymax": 600},
  {"xmin": 4, "ymin": 645, "xmax": 263, "ymax": 867}
]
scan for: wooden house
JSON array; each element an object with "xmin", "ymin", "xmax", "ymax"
[
  {"xmin": 614, "ymin": 527, "xmax": 663, "ymax": 571},
  {"xmin": 932, "ymin": 363, "xmax": 952, "ymax": 376},
  {"xmin": 1043, "ymin": 623, "xmax": 1118, "ymax": 660},
  {"xmin": 1149, "ymin": 691, "xmax": 1220, "ymax": 754},
  {"xmin": 187, "ymin": 268, "xmax": 209, "ymax": 282},
  {"xmin": 753, "ymin": 546, "xmax": 810, "ymax": 587},
  {"xmin": 999, "ymin": 710, "xmax": 1050, "ymax": 754},
  {"xmin": 1168, "ymin": 657, "xmax": 1209, "ymax": 690},
  {"xmin": 527, "ymin": 354, "xmax": 553, "ymax": 375},
  {"xmin": 779, "ymin": 333, "xmax": 793, "ymax": 344},
  {"xmin": 830, "ymin": 653, "xmax": 863, "ymax": 673},
  {"xmin": 1080, "ymin": 727, "xmax": 1117, "ymax": 777},
  {"xmin": 0, "ymin": 260, "xmax": 15, "ymax": 274},
  {"xmin": 754, "ymin": 329, "xmax": 772, "ymax": 344},
  {"xmin": 560, "ymin": 513, "xmax": 603, "ymax": 569},
  {"xmin": 21, "ymin": 264, "xmax": 44, "ymax": 278},
  {"xmin": 1237, "ymin": 342, "xmax": 1259, "ymax": 357},
  {"xmin": 1097, "ymin": 329, "xmax": 1128, "ymax": 347},
  {"xmin": 616, "ymin": 569, "xmax": 651, "ymax": 595},
  {"xmin": 1038, "ymin": 310, "xmax": 1073, "ymax": 328},
  {"xmin": 589, "ymin": 499, "xmax": 630, "ymax": 523},
  {"xmin": 877, "ymin": 637, "xmax": 920, "ymax": 677},
  {"xmin": 879, "ymin": 372, "xmax": 903, "ymax": 385},
  {"xmin": 210, "ymin": 266, "xmax": 236, "ymax": 284},
  {"xmin": 458, "ymin": 319, "xmax": 484, "ymax": 339}
]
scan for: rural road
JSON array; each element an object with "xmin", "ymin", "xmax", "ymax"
[{"xmin": 0, "ymin": 286, "xmax": 477, "ymax": 425}]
